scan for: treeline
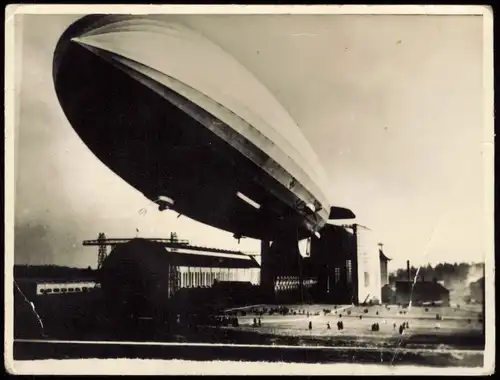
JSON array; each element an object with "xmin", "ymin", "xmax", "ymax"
[
  {"xmin": 389, "ymin": 262, "xmax": 484, "ymax": 287},
  {"xmin": 14, "ymin": 264, "xmax": 96, "ymax": 280}
]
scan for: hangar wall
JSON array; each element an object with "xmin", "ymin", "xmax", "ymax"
[{"xmin": 354, "ymin": 225, "xmax": 382, "ymax": 304}]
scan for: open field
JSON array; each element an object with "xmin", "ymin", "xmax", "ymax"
[
  {"xmin": 13, "ymin": 300, "xmax": 485, "ymax": 366},
  {"xmin": 219, "ymin": 303, "xmax": 484, "ymax": 350}
]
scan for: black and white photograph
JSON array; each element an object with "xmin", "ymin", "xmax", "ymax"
[{"xmin": 4, "ymin": 4, "xmax": 495, "ymax": 375}]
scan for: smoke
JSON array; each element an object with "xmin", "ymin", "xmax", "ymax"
[
  {"xmin": 446, "ymin": 263, "xmax": 485, "ymax": 304},
  {"xmin": 466, "ymin": 263, "xmax": 485, "ymax": 285},
  {"xmin": 448, "ymin": 280, "xmax": 469, "ymax": 304}
]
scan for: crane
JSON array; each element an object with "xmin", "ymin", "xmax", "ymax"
[{"xmin": 85, "ymin": 232, "xmax": 190, "ymax": 269}]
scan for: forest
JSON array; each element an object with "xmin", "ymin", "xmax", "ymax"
[
  {"xmin": 14, "ymin": 264, "xmax": 96, "ymax": 280},
  {"xmin": 389, "ymin": 261, "xmax": 485, "ymax": 289}
]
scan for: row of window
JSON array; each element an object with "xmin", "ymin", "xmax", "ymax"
[
  {"xmin": 346, "ymin": 260, "xmax": 353, "ymax": 282},
  {"xmin": 179, "ymin": 267, "xmax": 258, "ymax": 288},
  {"xmin": 274, "ymin": 277, "xmax": 318, "ymax": 291},
  {"xmin": 180, "ymin": 270, "xmax": 232, "ymax": 288},
  {"xmin": 38, "ymin": 286, "xmax": 95, "ymax": 295},
  {"xmin": 275, "ymin": 276, "xmax": 301, "ymax": 291},
  {"xmin": 333, "ymin": 260, "xmax": 353, "ymax": 284}
]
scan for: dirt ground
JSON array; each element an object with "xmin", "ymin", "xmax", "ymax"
[{"xmin": 224, "ymin": 303, "xmax": 484, "ymax": 345}]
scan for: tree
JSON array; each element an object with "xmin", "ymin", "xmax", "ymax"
[{"xmin": 389, "ymin": 261, "xmax": 484, "ymax": 284}]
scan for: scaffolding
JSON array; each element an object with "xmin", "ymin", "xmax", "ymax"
[
  {"xmin": 96, "ymin": 233, "xmax": 107, "ymax": 270},
  {"xmin": 85, "ymin": 232, "xmax": 191, "ymax": 269}
]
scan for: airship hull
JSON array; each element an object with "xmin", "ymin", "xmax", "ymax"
[{"xmin": 53, "ymin": 15, "xmax": 351, "ymax": 241}]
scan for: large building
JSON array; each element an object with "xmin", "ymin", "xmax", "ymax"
[
  {"xmin": 391, "ymin": 261, "xmax": 451, "ymax": 306},
  {"xmin": 307, "ymin": 223, "xmax": 384, "ymax": 305},
  {"xmin": 87, "ymin": 234, "xmax": 319, "ymax": 305},
  {"xmin": 97, "ymin": 238, "xmax": 265, "ymax": 319},
  {"xmin": 167, "ymin": 247, "xmax": 261, "ymax": 290},
  {"xmin": 13, "ymin": 273, "xmax": 103, "ymax": 339},
  {"xmin": 13, "ymin": 240, "xmax": 263, "ymax": 334},
  {"xmin": 13, "ymin": 265, "xmax": 99, "ymax": 299},
  {"xmin": 93, "ymin": 228, "xmax": 387, "ymax": 309},
  {"xmin": 394, "ymin": 280, "xmax": 450, "ymax": 306}
]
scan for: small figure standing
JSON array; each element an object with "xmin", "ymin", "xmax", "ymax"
[
  {"xmin": 258, "ymin": 317, "xmax": 262, "ymax": 327},
  {"xmin": 327, "ymin": 322, "xmax": 331, "ymax": 329},
  {"xmin": 309, "ymin": 321, "xmax": 312, "ymax": 330}
]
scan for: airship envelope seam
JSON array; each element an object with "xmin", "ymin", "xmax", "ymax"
[
  {"xmin": 70, "ymin": 19, "xmax": 330, "ymax": 192},
  {"xmin": 74, "ymin": 39, "xmax": 330, "ymax": 222}
]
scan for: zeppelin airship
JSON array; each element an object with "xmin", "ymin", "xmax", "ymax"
[{"xmin": 53, "ymin": 15, "xmax": 355, "ymax": 244}]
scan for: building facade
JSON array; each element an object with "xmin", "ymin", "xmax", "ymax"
[
  {"xmin": 395, "ymin": 280, "xmax": 450, "ymax": 306},
  {"xmin": 178, "ymin": 265, "xmax": 260, "ymax": 288},
  {"xmin": 379, "ymin": 249, "xmax": 391, "ymax": 287},
  {"xmin": 308, "ymin": 224, "xmax": 357, "ymax": 304},
  {"xmin": 308, "ymin": 224, "xmax": 386, "ymax": 305},
  {"xmin": 36, "ymin": 280, "xmax": 100, "ymax": 295}
]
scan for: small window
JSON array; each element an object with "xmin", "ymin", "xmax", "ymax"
[
  {"xmin": 75, "ymin": 288, "xmax": 81, "ymax": 292},
  {"xmin": 68, "ymin": 288, "xmax": 74, "ymax": 292},
  {"xmin": 346, "ymin": 260, "xmax": 353, "ymax": 283},
  {"xmin": 82, "ymin": 287, "xmax": 88, "ymax": 292},
  {"xmin": 46, "ymin": 289, "xmax": 52, "ymax": 293},
  {"xmin": 54, "ymin": 289, "xmax": 60, "ymax": 293},
  {"xmin": 334, "ymin": 268, "xmax": 341, "ymax": 283},
  {"xmin": 62, "ymin": 288, "xmax": 67, "ymax": 293}
]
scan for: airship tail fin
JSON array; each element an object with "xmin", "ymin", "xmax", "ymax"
[{"xmin": 329, "ymin": 206, "xmax": 356, "ymax": 220}]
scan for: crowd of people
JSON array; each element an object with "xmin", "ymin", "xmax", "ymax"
[
  {"xmin": 180, "ymin": 303, "xmax": 480, "ymax": 335},
  {"xmin": 180, "ymin": 313, "xmax": 240, "ymax": 328},
  {"xmin": 247, "ymin": 306, "xmax": 322, "ymax": 317}
]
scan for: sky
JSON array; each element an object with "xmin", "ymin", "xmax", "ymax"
[{"xmin": 12, "ymin": 13, "xmax": 489, "ymax": 271}]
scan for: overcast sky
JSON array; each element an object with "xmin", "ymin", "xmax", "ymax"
[{"xmin": 13, "ymin": 13, "xmax": 488, "ymax": 271}]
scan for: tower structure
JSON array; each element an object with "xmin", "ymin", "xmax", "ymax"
[{"xmin": 97, "ymin": 232, "xmax": 108, "ymax": 269}]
